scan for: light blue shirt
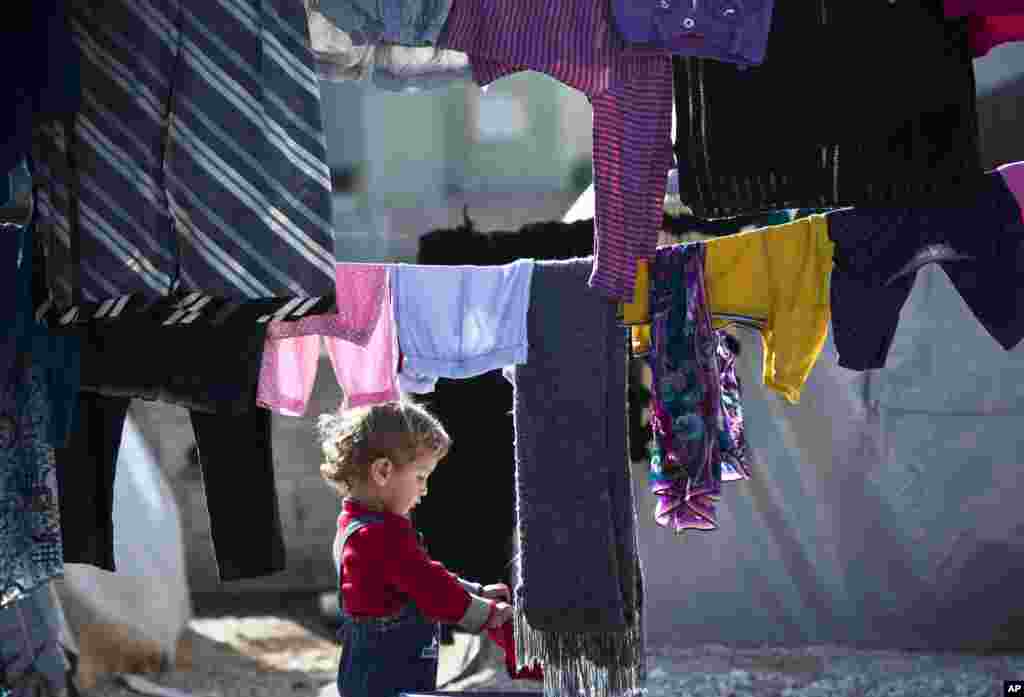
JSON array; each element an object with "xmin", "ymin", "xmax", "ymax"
[{"xmin": 392, "ymin": 260, "xmax": 535, "ymax": 393}]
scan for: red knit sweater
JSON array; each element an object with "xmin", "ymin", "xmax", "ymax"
[{"xmin": 336, "ymin": 499, "xmax": 485, "ymax": 622}]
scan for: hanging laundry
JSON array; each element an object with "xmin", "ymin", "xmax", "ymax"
[
  {"xmin": 659, "ymin": 168, "xmax": 832, "ymax": 240},
  {"xmin": 0, "ymin": 159, "xmax": 31, "ymax": 216},
  {"xmin": 485, "ymin": 621, "xmax": 544, "ymax": 681},
  {"xmin": 258, "ymin": 264, "xmax": 398, "ymax": 413},
  {"xmin": 30, "ymin": 0, "xmax": 335, "ymax": 309},
  {"xmin": 4, "ymin": 220, "xmax": 80, "ymax": 450},
  {"xmin": 437, "ymin": 0, "xmax": 674, "ymax": 300},
  {"xmin": 1, "ymin": 220, "xmax": 77, "ymax": 609},
  {"xmin": 0, "ymin": 585, "xmax": 69, "ymax": 696},
  {"xmin": 370, "ymin": 45, "xmax": 471, "ymax": 91},
  {"xmin": 647, "ymin": 243, "xmax": 720, "ymax": 531},
  {"xmin": 611, "ymin": 0, "xmax": 774, "ymax": 66},
  {"xmin": 944, "ymin": 1, "xmax": 1024, "ymax": 16},
  {"xmin": 1, "ymin": 224, "xmax": 27, "ymax": 399},
  {"xmin": 717, "ymin": 332, "xmax": 752, "ymax": 483},
  {"xmin": 964, "ymin": 15, "xmax": 1024, "ymax": 56},
  {"xmin": 314, "ymin": 0, "xmax": 454, "ymax": 45},
  {"xmin": 75, "ymin": 296, "xmax": 300, "ymax": 415},
  {"xmin": 0, "ymin": 353, "xmax": 62, "ymax": 609},
  {"xmin": 56, "ymin": 390, "xmax": 285, "ymax": 583},
  {"xmin": 674, "ymin": 0, "xmax": 983, "ymax": 218},
  {"xmin": 827, "ymin": 162, "xmax": 1024, "ymax": 371},
  {"xmin": 408, "ymin": 216, "xmax": 595, "ymax": 594},
  {"xmin": 328, "ymin": 264, "xmax": 399, "ymax": 407},
  {"xmin": 622, "ymin": 207, "xmax": 827, "ymax": 322},
  {"xmin": 646, "ymin": 243, "xmax": 750, "ymax": 533},
  {"xmin": 307, "ymin": 1, "xmax": 471, "ymax": 91},
  {"xmin": 55, "ymin": 297, "xmax": 304, "ymax": 581},
  {"xmin": 663, "ymin": 209, "xmax": 832, "ymax": 241},
  {"xmin": 0, "ymin": 0, "xmax": 80, "ymax": 176},
  {"xmin": 1, "ymin": 355, "xmax": 63, "ymax": 608},
  {"xmin": 703, "ymin": 214, "xmax": 834, "ymax": 404},
  {"xmin": 619, "ymin": 259, "xmax": 651, "ymax": 327},
  {"xmin": 27, "ymin": 230, "xmax": 81, "ymax": 452},
  {"xmin": 942, "ymin": 0, "xmax": 1024, "ymax": 54},
  {"xmin": 392, "ymin": 260, "xmax": 534, "ymax": 394},
  {"xmin": 510, "ymin": 257, "xmax": 644, "ymax": 697},
  {"xmin": 619, "ymin": 258, "xmax": 653, "ymax": 358}
]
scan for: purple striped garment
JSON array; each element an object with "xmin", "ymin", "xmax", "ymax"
[{"xmin": 437, "ymin": 0, "xmax": 674, "ymax": 301}]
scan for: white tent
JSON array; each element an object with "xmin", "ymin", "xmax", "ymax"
[
  {"xmin": 54, "ymin": 410, "xmax": 193, "ymax": 686},
  {"xmin": 633, "ymin": 258, "xmax": 1024, "ymax": 650}
]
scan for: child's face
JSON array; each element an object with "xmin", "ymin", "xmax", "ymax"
[{"xmin": 381, "ymin": 451, "xmax": 439, "ymax": 517}]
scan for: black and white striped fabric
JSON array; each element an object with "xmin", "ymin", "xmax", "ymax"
[
  {"xmin": 36, "ymin": 292, "xmax": 337, "ymax": 330},
  {"xmin": 32, "ymin": 0, "xmax": 336, "ymax": 308}
]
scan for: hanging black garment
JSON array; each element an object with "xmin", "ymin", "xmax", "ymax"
[
  {"xmin": 411, "ymin": 217, "xmax": 606, "ymax": 591},
  {"xmin": 674, "ymin": 0, "xmax": 984, "ymax": 217},
  {"xmin": 48, "ymin": 294, "xmax": 332, "ymax": 581},
  {"xmin": 56, "ymin": 391, "xmax": 285, "ymax": 582},
  {"xmin": 827, "ymin": 167, "xmax": 1024, "ymax": 371}
]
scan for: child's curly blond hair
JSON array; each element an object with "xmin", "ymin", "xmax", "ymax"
[{"xmin": 317, "ymin": 400, "xmax": 451, "ymax": 497}]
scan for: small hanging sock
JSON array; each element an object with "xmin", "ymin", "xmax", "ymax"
[{"xmin": 486, "ymin": 622, "xmax": 544, "ymax": 681}]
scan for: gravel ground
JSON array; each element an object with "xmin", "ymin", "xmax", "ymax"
[
  {"xmin": 77, "ymin": 597, "xmax": 1024, "ymax": 697},
  {"xmin": 449, "ymin": 641, "xmax": 1024, "ymax": 697}
]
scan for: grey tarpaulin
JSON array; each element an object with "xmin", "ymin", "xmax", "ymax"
[{"xmin": 636, "ymin": 263, "xmax": 1024, "ymax": 650}]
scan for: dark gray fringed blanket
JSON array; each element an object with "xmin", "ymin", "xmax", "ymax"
[{"xmin": 511, "ymin": 257, "xmax": 646, "ymax": 697}]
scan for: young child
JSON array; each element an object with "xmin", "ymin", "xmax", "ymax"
[{"xmin": 318, "ymin": 400, "xmax": 513, "ymax": 697}]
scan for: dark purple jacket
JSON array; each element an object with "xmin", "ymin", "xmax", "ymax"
[{"xmin": 611, "ymin": 0, "xmax": 774, "ymax": 66}]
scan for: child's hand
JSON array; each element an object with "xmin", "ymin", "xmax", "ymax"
[
  {"xmin": 486, "ymin": 601, "xmax": 514, "ymax": 629},
  {"xmin": 480, "ymin": 583, "xmax": 511, "ymax": 602}
]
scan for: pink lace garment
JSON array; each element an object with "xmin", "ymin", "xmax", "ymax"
[{"xmin": 256, "ymin": 264, "xmax": 399, "ymax": 415}]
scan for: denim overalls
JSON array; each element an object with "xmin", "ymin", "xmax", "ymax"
[{"xmin": 335, "ymin": 514, "xmax": 441, "ymax": 697}]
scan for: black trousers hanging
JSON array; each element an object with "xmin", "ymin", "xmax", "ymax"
[
  {"xmin": 53, "ymin": 296, "xmax": 298, "ymax": 582},
  {"xmin": 55, "ymin": 391, "xmax": 285, "ymax": 582}
]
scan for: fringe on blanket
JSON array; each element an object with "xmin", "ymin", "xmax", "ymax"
[{"xmin": 512, "ymin": 562, "xmax": 647, "ymax": 697}]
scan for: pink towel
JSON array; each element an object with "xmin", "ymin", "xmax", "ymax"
[
  {"xmin": 257, "ymin": 265, "xmax": 398, "ymax": 415},
  {"xmin": 331, "ymin": 264, "xmax": 389, "ymax": 345},
  {"xmin": 257, "ymin": 332, "xmax": 324, "ymax": 416}
]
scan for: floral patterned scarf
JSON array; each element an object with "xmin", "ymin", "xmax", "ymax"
[{"xmin": 646, "ymin": 243, "xmax": 750, "ymax": 532}]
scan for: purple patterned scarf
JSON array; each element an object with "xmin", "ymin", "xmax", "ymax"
[{"xmin": 646, "ymin": 243, "xmax": 750, "ymax": 532}]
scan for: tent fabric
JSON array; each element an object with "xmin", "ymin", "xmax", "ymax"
[
  {"xmin": 55, "ymin": 412, "xmax": 191, "ymax": 668},
  {"xmin": 636, "ymin": 263, "xmax": 1024, "ymax": 649}
]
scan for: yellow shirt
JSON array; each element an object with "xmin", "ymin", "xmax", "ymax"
[
  {"xmin": 619, "ymin": 258, "xmax": 650, "ymax": 326},
  {"xmin": 704, "ymin": 214, "xmax": 834, "ymax": 404}
]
